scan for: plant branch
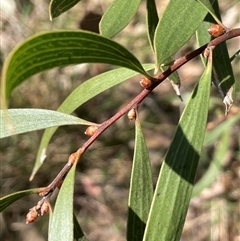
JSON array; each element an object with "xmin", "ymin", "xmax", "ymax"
[
  {"xmin": 34, "ymin": 27, "xmax": 240, "ymax": 209},
  {"xmin": 81, "ymin": 28, "xmax": 240, "ymax": 153},
  {"xmin": 207, "ymin": 28, "xmax": 240, "ymax": 48}
]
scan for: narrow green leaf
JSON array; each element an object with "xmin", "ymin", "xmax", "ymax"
[
  {"xmin": 73, "ymin": 213, "xmax": 88, "ymax": 241},
  {"xmin": 1, "ymin": 30, "xmax": 149, "ymax": 105},
  {"xmin": 154, "ymin": 0, "xmax": 207, "ymax": 65},
  {"xmin": 192, "ymin": 130, "xmax": 230, "ymax": 197},
  {"xmin": 196, "ymin": 21, "xmax": 211, "ymax": 65},
  {"xmin": 143, "ymin": 53, "xmax": 212, "ymax": 240},
  {"xmin": 196, "ymin": 1, "xmax": 235, "ymax": 100},
  {"xmin": 0, "ymin": 189, "xmax": 38, "ymax": 212},
  {"xmin": 49, "ymin": 161, "xmax": 77, "ymax": 241},
  {"xmin": 195, "ymin": 0, "xmax": 221, "ymax": 61},
  {"xmin": 100, "ymin": 0, "xmax": 141, "ymax": 38},
  {"xmin": 127, "ymin": 113, "xmax": 153, "ymax": 241},
  {"xmin": 49, "ymin": 0, "xmax": 82, "ymax": 20},
  {"xmin": 0, "ymin": 109, "xmax": 95, "ymax": 139},
  {"xmin": 31, "ymin": 64, "xmax": 154, "ymax": 180},
  {"xmin": 146, "ymin": 0, "xmax": 159, "ymax": 51},
  {"xmin": 212, "ymin": 45, "xmax": 235, "ymax": 99},
  {"xmin": 196, "ymin": 0, "xmax": 222, "ymax": 24}
]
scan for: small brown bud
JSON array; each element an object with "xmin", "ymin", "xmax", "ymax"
[
  {"xmin": 40, "ymin": 201, "xmax": 50, "ymax": 216},
  {"xmin": 26, "ymin": 207, "xmax": 39, "ymax": 224},
  {"xmin": 208, "ymin": 24, "xmax": 225, "ymax": 38},
  {"xmin": 68, "ymin": 151, "xmax": 78, "ymax": 165},
  {"xmin": 140, "ymin": 77, "xmax": 152, "ymax": 88},
  {"xmin": 84, "ymin": 125, "xmax": 98, "ymax": 136},
  {"xmin": 127, "ymin": 109, "xmax": 136, "ymax": 121}
]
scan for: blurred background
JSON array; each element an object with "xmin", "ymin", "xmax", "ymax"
[{"xmin": 1, "ymin": 0, "xmax": 239, "ymax": 240}]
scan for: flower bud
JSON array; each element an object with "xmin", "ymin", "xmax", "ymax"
[
  {"xmin": 40, "ymin": 201, "xmax": 50, "ymax": 216},
  {"xmin": 208, "ymin": 24, "xmax": 225, "ymax": 38},
  {"xmin": 127, "ymin": 109, "xmax": 136, "ymax": 121},
  {"xmin": 84, "ymin": 125, "xmax": 99, "ymax": 136},
  {"xmin": 140, "ymin": 77, "xmax": 152, "ymax": 88},
  {"xmin": 26, "ymin": 207, "xmax": 39, "ymax": 224}
]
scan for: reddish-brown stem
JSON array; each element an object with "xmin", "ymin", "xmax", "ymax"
[
  {"xmin": 207, "ymin": 28, "xmax": 240, "ymax": 48},
  {"xmin": 80, "ymin": 43, "xmax": 210, "ymax": 152},
  {"xmin": 38, "ymin": 150, "xmax": 83, "ymax": 196},
  {"xmin": 79, "ymin": 27, "xmax": 240, "ymax": 153},
  {"xmin": 40, "ymin": 28, "xmax": 240, "ymax": 198}
]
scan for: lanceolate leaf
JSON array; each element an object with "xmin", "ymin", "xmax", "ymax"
[
  {"xmin": 196, "ymin": 0, "xmax": 221, "ymax": 24},
  {"xmin": 1, "ymin": 30, "xmax": 149, "ymax": 105},
  {"xmin": 195, "ymin": 0, "xmax": 221, "ymax": 60},
  {"xmin": 49, "ymin": 0, "xmax": 82, "ymax": 20},
  {"xmin": 146, "ymin": 0, "xmax": 159, "ymax": 51},
  {"xmin": 100, "ymin": 0, "xmax": 141, "ymax": 38},
  {"xmin": 127, "ymin": 112, "xmax": 153, "ymax": 241},
  {"xmin": 73, "ymin": 213, "xmax": 89, "ymax": 241},
  {"xmin": 30, "ymin": 64, "xmax": 154, "ymax": 180},
  {"xmin": 196, "ymin": 1, "xmax": 235, "ymax": 100},
  {"xmin": 143, "ymin": 52, "xmax": 213, "ymax": 240},
  {"xmin": 212, "ymin": 44, "xmax": 235, "ymax": 100},
  {"xmin": 0, "ymin": 189, "xmax": 38, "ymax": 212},
  {"xmin": 0, "ymin": 109, "xmax": 96, "ymax": 138},
  {"xmin": 49, "ymin": 161, "xmax": 77, "ymax": 241},
  {"xmin": 154, "ymin": 0, "xmax": 207, "ymax": 65}
]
